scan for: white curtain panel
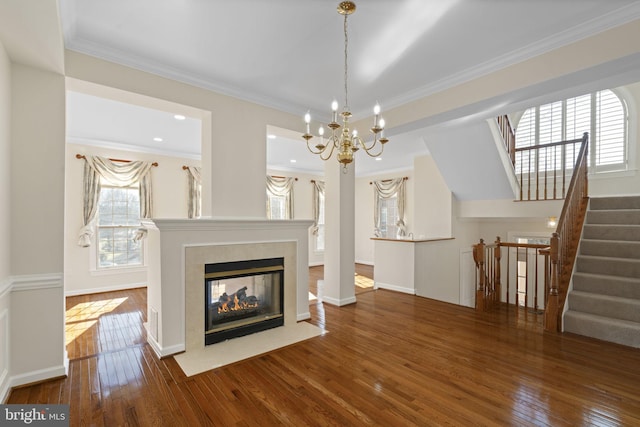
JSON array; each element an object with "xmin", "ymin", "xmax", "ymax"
[
  {"xmin": 185, "ymin": 166, "xmax": 202, "ymax": 219},
  {"xmin": 78, "ymin": 155, "xmax": 154, "ymax": 247},
  {"xmin": 372, "ymin": 177, "xmax": 407, "ymax": 237},
  {"xmin": 311, "ymin": 180, "xmax": 325, "ymax": 235}
]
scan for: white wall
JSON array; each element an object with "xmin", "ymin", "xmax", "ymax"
[
  {"xmin": 413, "ymin": 155, "xmax": 453, "ymax": 238},
  {"xmin": 9, "ymin": 63, "xmax": 66, "ymax": 391},
  {"xmin": 64, "ymin": 143, "xmax": 200, "ymax": 295},
  {"xmin": 0, "ymin": 39, "xmax": 12, "ymax": 403}
]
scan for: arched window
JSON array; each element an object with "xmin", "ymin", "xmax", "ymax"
[{"xmin": 515, "ymin": 90, "xmax": 628, "ymax": 173}]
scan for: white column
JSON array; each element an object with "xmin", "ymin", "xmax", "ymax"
[{"xmin": 322, "ymin": 159, "xmax": 356, "ymax": 306}]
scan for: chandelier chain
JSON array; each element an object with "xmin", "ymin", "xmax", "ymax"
[{"xmin": 343, "ymin": 13, "xmax": 349, "ymax": 111}]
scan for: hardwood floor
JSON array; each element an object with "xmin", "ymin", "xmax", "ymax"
[{"xmin": 7, "ymin": 270, "xmax": 640, "ymax": 426}]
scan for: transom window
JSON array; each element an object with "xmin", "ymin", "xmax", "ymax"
[
  {"xmin": 97, "ymin": 185, "xmax": 143, "ymax": 268},
  {"xmin": 515, "ymin": 89, "xmax": 627, "ymax": 174}
]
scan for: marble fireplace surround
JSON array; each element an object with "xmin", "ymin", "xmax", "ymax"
[
  {"xmin": 184, "ymin": 241, "xmax": 296, "ymax": 352},
  {"xmin": 145, "ymin": 218, "xmax": 313, "ymax": 358}
]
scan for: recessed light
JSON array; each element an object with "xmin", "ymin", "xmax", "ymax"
[
  {"xmin": 267, "ymin": 134, "xmax": 277, "ymax": 139},
  {"xmin": 174, "ymin": 114, "xmax": 186, "ymax": 120},
  {"xmin": 153, "ymin": 137, "xmax": 163, "ymax": 142},
  {"xmin": 290, "ymin": 159, "xmax": 297, "ymax": 163},
  {"xmin": 375, "ymin": 157, "xmax": 382, "ymax": 161}
]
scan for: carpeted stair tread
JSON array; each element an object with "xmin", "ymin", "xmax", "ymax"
[
  {"xmin": 580, "ymin": 239, "xmax": 640, "ymax": 259},
  {"xmin": 586, "ymin": 209, "xmax": 640, "ymax": 225},
  {"xmin": 564, "ymin": 310, "xmax": 640, "ymax": 348},
  {"xmin": 589, "ymin": 196, "xmax": 640, "ymax": 210},
  {"xmin": 568, "ymin": 290, "xmax": 640, "ymax": 323},
  {"xmin": 582, "ymin": 224, "xmax": 640, "ymax": 241},
  {"xmin": 576, "ymin": 255, "xmax": 640, "ymax": 278},
  {"xmin": 573, "ymin": 272, "xmax": 640, "ymax": 299}
]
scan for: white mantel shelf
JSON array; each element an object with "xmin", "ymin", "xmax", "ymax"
[{"xmin": 144, "ymin": 218, "xmax": 313, "ymax": 358}]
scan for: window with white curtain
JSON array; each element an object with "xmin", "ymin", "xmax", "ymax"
[
  {"xmin": 97, "ymin": 185, "xmax": 142, "ymax": 268},
  {"xmin": 378, "ymin": 194, "xmax": 399, "ymax": 239},
  {"xmin": 267, "ymin": 193, "xmax": 288, "ymax": 220},
  {"xmin": 515, "ymin": 89, "xmax": 627, "ymax": 174}
]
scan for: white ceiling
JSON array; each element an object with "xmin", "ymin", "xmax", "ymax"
[{"xmin": 60, "ymin": 0, "xmax": 640, "ymax": 176}]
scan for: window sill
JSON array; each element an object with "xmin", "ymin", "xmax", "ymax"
[
  {"xmin": 589, "ymin": 168, "xmax": 637, "ymax": 180},
  {"xmin": 90, "ymin": 265, "xmax": 147, "ymax": 277}
]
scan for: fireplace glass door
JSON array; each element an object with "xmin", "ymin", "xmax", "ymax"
[{"xmin": 204, "ymin": 258, "xmax": 284, "ymax": 345}]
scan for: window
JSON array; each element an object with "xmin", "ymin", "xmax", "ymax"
[
  {"xmin": 515, "ymin": 89, "xmax": 627, "ymax": 173},
  {"xmin": 267, "ymin": 194, "xmax": 288, "ymax": 219},
  {"xmin": 378, "ymin": 194, "xmax": 399, "ymax": 238},
  {"xmin": 315, "ymin": 191, "xmax": 325, "ymax": 251},
  {"xmin": 97, "ymin": 186, "xmax": 143, "ymax": 268},
  {"xmin": 266, "ymin": 176, "xmax": 295, "ymax": 219}
]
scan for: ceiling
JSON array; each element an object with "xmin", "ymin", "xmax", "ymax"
[{"xmin": 60, "ymin": 0, "xmax": 640, "ymax": 176}]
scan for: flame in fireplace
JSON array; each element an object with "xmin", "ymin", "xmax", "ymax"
[{"xmin": 217, "ymin": 286, "xmax": 259, "ymax": 313}]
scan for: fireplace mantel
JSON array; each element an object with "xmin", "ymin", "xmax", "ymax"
[{"xmin": 143, "ymin": 218, "xmax": 313, "ymax": 357}]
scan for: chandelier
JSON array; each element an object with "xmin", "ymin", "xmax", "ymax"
[{"xmin": 302, "ymin": 1, "xmax": 388, "ymax": 171}]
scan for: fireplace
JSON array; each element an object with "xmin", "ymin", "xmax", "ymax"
[{"xmin": 204, "ymin": 257, "xmax": 284, "ymax": 345}]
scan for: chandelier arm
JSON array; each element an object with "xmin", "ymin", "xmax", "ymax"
[
  {"xmin": 319, "ymin": 138, "xmax": 338, "ymax": 161},
  {"xmin": 306, "ymin": 139, "xmax": 331, "ymax": 156},
  {"xmin": 358, "ymin": 137, "xmax": 385, "ymax": 158}
]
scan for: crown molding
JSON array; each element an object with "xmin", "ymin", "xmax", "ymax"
[{"xmin": 67, "ymin": 137, "xmax": 201, "ymax": 161}]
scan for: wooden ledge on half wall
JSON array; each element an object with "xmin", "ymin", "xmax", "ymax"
[{"xmin": 370, "ymin": 237, "xmax": 455, "ymax": 243}]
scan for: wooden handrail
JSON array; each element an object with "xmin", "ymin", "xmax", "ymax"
[
  {"xmin": 496, "ymin": 115, "xmax": 516, "ymax": 166},
  {"xmin": 513, "ymin": 135, "xmax": 583, "ymax": 201},
  {"xmin": 473, "ymin": 133, "xmax": 589, "ymax": 330},
  {"xmin": 544, "ymin": 132, "xmax": 589, "ymax": 332}
]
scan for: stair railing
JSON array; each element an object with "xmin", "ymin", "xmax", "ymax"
[
  {"xmin": 544, "ymin": 132, "xmax": 589, "ymax": 332},
  {"xmin": 473, "ymin": 237, "xmax": 550, "ymax": 319},
  {"xmin": 513, "ymin": 137, "xmax": 585, "ymax": 201},
  {"xmin": 496, "ymin": 115, "xmax": 516, "ymax": 166},
  {"xmin": 473, "ymin": 132, "xmax": 589, "ymax": 331}
]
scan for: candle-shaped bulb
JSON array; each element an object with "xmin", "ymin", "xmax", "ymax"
[
  {"xmin": 373, "ymin": 103, "xmax": 381, "ymax": 115},
  {"xmin": 304, "ymin": 112, "xmax": 311, "ymax": 134},
  {"xmin": 331, "ymin": 100, "xmax": 339, "ymax": 112},
  {"xmin": 379, "ymin": 118, "xmax": 385, "ymax": 129},
  {"xmin": 352, "ymin": 129, "xmax": 358, "ymax": 138},
  {"xmin": 318, "ymin": 126, "xmax": 325, "ymax": 137}
]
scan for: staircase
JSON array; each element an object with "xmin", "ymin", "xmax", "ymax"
[{"xmin": 564, "ymin": 195, "xmax": 640, "ymax": 348}]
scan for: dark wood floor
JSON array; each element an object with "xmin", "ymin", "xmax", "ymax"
[{"xmin": 8, "ymin": 266, "xmax": 640, "ymax": 426}]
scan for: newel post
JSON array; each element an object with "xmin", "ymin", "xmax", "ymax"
[
  {"xmin": 473, "ymin": 239, "xmax": 486, "ymax": 311},
  {"xmin": 545, "ymin": 233, "xmax": 560, "ymax": 332},
  {"xmin": 494, "ymin": 237, "xmax": 502, "ymax": 308}
]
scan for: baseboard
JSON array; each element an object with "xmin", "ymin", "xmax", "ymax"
[
  {"xmin": 65, "ymin": 282, "xmax": 147, "ymax": 297},
  {"xmin": 9, "ymin": 364, "xmax": 67, "ymax": 390},
  {"xmin": 147, "ymin": 336, "xmax": 185, "ymax": 359},
  {"xmin": 355, "ymin": 260, "xmax": 374, "ymax": 266},
  {"xmin": 322, "ymin": 295, "xmax": 357, "ymax": 306},
  {"xmin": 297, "ymin": 312, "xmax": 311, "ymax": 321},
  {"xmin": 374, "ymin": 281, "xmax": 416, "ymax": 295},
  {"xmin": 308, "ymin": 262, "xmax": 324, "ymax": 267}
]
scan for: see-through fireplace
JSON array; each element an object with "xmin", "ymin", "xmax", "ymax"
[{"xmin": 204, "ymin": 257, "xmax": 284, "ymax": 345}]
